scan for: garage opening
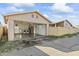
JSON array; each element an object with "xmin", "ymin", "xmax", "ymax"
[{"xmin": 14, "ymin": 21, "xmax": 47, "ymax": 40}]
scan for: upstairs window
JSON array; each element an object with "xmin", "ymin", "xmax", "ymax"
[
  {"xmin": 32, "ymin": 14, "xmax": 38, "ymax": 19},
  {"xmin": 32, "ymin": 14, "xmax": 34, "ymax": 18}
]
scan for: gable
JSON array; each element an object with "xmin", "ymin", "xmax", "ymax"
[
  {"xmin": 56, "ymin": 21, "xmax": 64, "ymax": 27},
  {"xmin": 64, "ymin": 20, "xmax": 73, "ymax": 28},
  {"xmin": 49, "ymin": 21, "xmax": 64, "ymax": 27},
  {"xmin": 4, "ymin": 12, "xmax": 51, "ymax": 24}
]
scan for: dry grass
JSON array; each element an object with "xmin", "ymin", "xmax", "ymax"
[{"xmin": 0, "ymin": 40, "xmax": 39, "ymax": 54}]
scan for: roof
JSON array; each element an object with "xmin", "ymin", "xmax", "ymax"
[
  {"xmin": 4, "ymin": 11, "xmax": 52, "ymax": 23},
  {"xmin": 50, "ymin": 20, "xmax": 78, "ymax": 28},
  {"xmin": 50, "ymin": 20, "xmax": 67, "ymax": 24},
  {"xmin": 50, "ymin": 20, "xmax": 71, "ymax": 25}
]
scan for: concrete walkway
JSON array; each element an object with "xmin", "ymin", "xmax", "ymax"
[{"xmin": 35, "ymin": 45, "xmax": 79, "ymax": 56}]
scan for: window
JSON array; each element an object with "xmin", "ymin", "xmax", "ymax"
[
  {"xmin": 32, "ymin": 14, "xmax": 34, "ymax": 18},
  {"xmin": 32, "ymin": 14, "xmax": 38, "ymax": 19}
]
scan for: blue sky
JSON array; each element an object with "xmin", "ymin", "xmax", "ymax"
[{"xmin": 0, "ymin": 3, "xmax": 79, "ymax": 25}]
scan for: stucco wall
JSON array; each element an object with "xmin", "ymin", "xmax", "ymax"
[
  {"xmin": 56, "ymin": 22, "xmax": 64, "ymax": 27},
  {"xmin": 48, "ymin": 27, "xmax": 79, "ymax": 36},
  {"xmin": 8, "ymin": 20, "xmax": 14, "ymax": 41},
  {"xmin": 7, "ymin": 13, "xmax": 49, "ymax": 24}
]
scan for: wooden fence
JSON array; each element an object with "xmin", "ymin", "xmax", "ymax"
[{"xmin": 0, "ymin": 27, "xmax": 3, "ymax": 40}]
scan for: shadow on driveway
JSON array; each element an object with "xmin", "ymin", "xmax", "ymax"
[{"xmin": 38, "ymin": 36, "xmax": 79, "ymax": 53}]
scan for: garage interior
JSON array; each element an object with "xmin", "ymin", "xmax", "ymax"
[{"xmin": 14, "ymin": 21, "xmax": 47, "ymax": 40}]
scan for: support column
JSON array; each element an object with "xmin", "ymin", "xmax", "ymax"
[
  {"xmin": 46, "ymin": 24, "xmax": 49, "ymax": 36},
  {"xmin": 55, "ymin": 24, "xmax": 56, "ymax": 27},
  {"xmin": 8, "ymin": 20, "xmax": 14, "ymax": 41},
  {"xmin": 33, "ymin": 24, "xmax": 36, "ymax": 36}
]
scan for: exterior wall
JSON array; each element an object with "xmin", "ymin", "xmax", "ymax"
[
  {"xmin": 8, "ymin": 20, "xmax": 14, "ymax": 41},
  {"xmin": 56, "ymin": 22, "xmax": 64, "ymax": 27},
  {"xmin": 49, "ymin": 22, "xmax": 64, "ymax": 27},
  {"xmin": 46, "ymin": 24, "xmax": 49, "ymax": 36},
  {"xmin": 48, "ymin": 27, "xmax": 78, "ymax": 36},
  {"xmin": 7, "ymin": 13, "xmax": 49, "ymax": 24}
]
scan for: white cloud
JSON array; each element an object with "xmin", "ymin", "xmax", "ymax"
[
  {"xmin": 0, "ymin": 6, "xmax": 24, "ymax": 14},
  {"xmin": 43, "ymin": 14, "xmax": 49, "ymax": 18},
  {"xmin": 68, "ymin": 15, "xmax": 79, "ymax": 19},
  {"xmin": 50, "ymin": 15, "xmax": 67, "ymax": 22},
  {"xmin": 69, "ymin": 15, "xmax": 76, "ymax": 18},
  {"xmin": 51, "ymin": 3, "xmax": 74, "ymax": 13},
  {"xmin": 36, "ymin": 9, "xmax": 40, "ymax": 12},
  {"xmin": 52, "ymin": 15, "xmax": 62, "ymax": 18},
  {"xmin": 13, "ymin": 3, "xmax": 35, "ymax": 7},
  {"xmin": 6, "ymin": 6, "xmax": 24, "ymax": 12},
  {"xmin": 2, "ymin": 3, "xmax": 35, "ymax": 14},
  {"xmin": 0, "ymin": 15, "xmax": 4, "ymax": 25}
]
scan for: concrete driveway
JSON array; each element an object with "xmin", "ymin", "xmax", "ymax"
[
  {"xmin": 40, "ymin": 35, "xmax": 79, "ymax": 52},
  {"xmin": 2, "ymin": 35, "xmax": 79, "ymax": 56},
  {"xmin": 2, "ymin": 46, "xmax": 48, "ymax": 56}
]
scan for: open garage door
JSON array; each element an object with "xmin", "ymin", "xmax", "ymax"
[{"xmin": 35, "ymin": 24, "xmax": 46, "ymax": 35}]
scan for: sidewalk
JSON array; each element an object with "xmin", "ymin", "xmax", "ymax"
[{"xmin": 35, "ymin": 46, "xmax": 79, "ymax": 56}]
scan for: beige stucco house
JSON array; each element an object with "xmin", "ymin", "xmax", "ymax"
[
  {"xmin": 4, "ymin": 11, "xmax": 79, "ymax": 41},
  {"xmin": 4, "ymin": 11, "xmax": 51, "ymax": 41}
]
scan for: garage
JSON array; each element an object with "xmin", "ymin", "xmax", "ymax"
[{"xmin": 14, "ymin": 20, "xmax": 47, "ymax": 35}]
